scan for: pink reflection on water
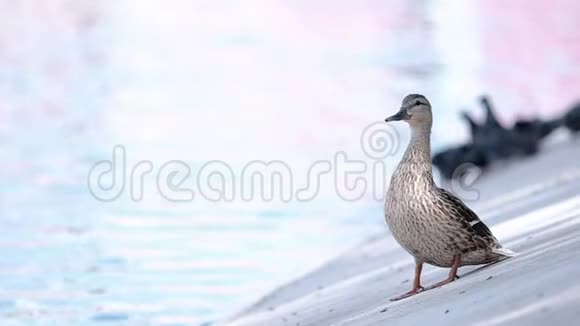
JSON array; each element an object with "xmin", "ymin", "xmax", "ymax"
[{"xmin": 479, "ymin": 0, "xmax": 580, "ymax": 120}]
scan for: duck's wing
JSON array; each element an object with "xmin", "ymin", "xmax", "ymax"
[{"xmin": 435, "ymin": 187, "xmax": 499, "ymax": 244}]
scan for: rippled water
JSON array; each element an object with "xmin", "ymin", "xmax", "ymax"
[{"xmin": 1, "ymin": 1, "xmax": 579, "ymax": 325}]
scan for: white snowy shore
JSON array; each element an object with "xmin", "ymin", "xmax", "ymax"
[{"xmin": 225, "ymin": 138, "xmax": 580, "ymax": 326}]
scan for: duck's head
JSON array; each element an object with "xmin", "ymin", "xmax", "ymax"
[{"xmin": 385, "ymin": 94, "xmax": 432, "ymax": 128}]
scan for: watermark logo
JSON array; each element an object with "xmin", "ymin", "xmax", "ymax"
[{"xmin": 360, "ymin": 122, "xmax": 400, "ymax": 159}]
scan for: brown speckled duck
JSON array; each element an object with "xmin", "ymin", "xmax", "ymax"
[{"xmin": 384, "ymin": 94, "xmax": 514, "ymax": 301}]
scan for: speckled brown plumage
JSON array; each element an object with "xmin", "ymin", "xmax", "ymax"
[{"xmin": 384, "ymin": 94, "xmax": 514, "ymax": 300}]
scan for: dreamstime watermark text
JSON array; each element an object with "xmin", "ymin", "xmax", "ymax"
[{"xmin": 87, "ymin": 122, "xmax": 482, "ymax": 203}]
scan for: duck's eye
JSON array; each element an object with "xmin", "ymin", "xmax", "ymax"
[{"xmin": 414, "ymin": 100, "xmax": 422, "ymax": 106}]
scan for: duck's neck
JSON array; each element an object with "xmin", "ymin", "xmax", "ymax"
[{"xmin": 399, "ymin": 124, "xmax": 433, "ymax": 179}]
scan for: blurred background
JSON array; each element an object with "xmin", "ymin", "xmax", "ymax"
[{"xmin": 1, "ymin": 0, "xmax": 579, "ymax": 325}]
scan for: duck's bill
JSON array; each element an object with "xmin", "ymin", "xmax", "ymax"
[{"xmin": 385, "ymin": 109, "xmax": 408, "ymax": 122}]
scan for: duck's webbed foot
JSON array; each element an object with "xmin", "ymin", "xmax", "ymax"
[
  {"xmin": 390, "ymin": 286, "xmax": 424, "ymax": 301},
  {"xmin": 390, "ymin": 261, "xmax": 424, "ymax": 301}
]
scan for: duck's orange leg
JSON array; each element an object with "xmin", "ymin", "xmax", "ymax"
[
  {"xmin": 390, "ymin": 261, "xmax": 424, "ymax": 301},
  {"xmin": 430, "ymin": 254, "xmax": 461, "ymax": 288}
]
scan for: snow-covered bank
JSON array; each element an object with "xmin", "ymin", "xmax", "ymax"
[{"xmin": 226, "ymin": 139, "xmax": 580, "ymax": 326}]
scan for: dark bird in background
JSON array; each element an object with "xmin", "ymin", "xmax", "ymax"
[
  {"xmin": 563, "ymin": 102, "xmax": 580, "ymax": 133},
  {"xmin": 433, "ymin": 95, "xmax": 574, "ymax": 180},
  {"xmin": 461, "ymin": 111, "xmax": 479, "ymax": 139},
  {"xmin": 432, "ymin": 144, "xmax": 489, "ymax": 180}
]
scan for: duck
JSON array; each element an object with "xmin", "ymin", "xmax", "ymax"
[
  {"xmin": 460, "ymin": 111, "xmax": 480, "ymax": 140},
  {"xmin": 477, "ymin": 96, "xmax": 515, "ymax": 160},
  {"xmin": 563, "ymin": 102, "xmax": 580, "ymax": 133},
  {"xmin": 431, "ymin": 111, "xmax": 492, "ymax": 179},
  {"xmin": 432, "ymin": 144, "xmax": 490, "ymax": 180},
  {"xmin": 433, "ymin": 95, "xmax": 563, "ymax": 180},
  {"xmin": 384, "ymin": 94, "xmax": 514, "ymax": 301},
  {"xmin": 509, "ymin": 117, "xmax": 560, "ymax": 156},
  {"xmin": 479, "ymin": 96, "xmax": 560, "ymax": 158},
  {"xmin": 480, "ymin": 96, "xmax": 503, "ymax": 130}
]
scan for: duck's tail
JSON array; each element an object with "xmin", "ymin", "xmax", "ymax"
[{"xmin": 493, "ymin": 247, "xmax": 517, "ymax": 258}]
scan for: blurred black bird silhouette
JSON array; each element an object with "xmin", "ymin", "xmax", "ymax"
[
  {"xmin": 510, "ymin": 117, "xmax": 561, "ymax": 155},
  {"xmin": 433, "ymin": 94, "xmax": 563, "ymax": 180},
  {"xmin": 477, "ymin": 95, "xmax": 559, "ymax": 158},
  {"xmin": 432, "ymin": 144, "xmax": 490, "ymax": 180},
  {"xmin": 461, "ymin": 111, "xmax": 480, "ymax": 140},
  {"xmin": 480, "ymin": 96, "xmax": 503, "ymax": 130},
  {"xmin": 563, "ymin": 102, "xmax": 580, "ymax": 133},
  {"xmin": 475, "ymin": 96, "xmax": 513, "ymax": 160}
]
